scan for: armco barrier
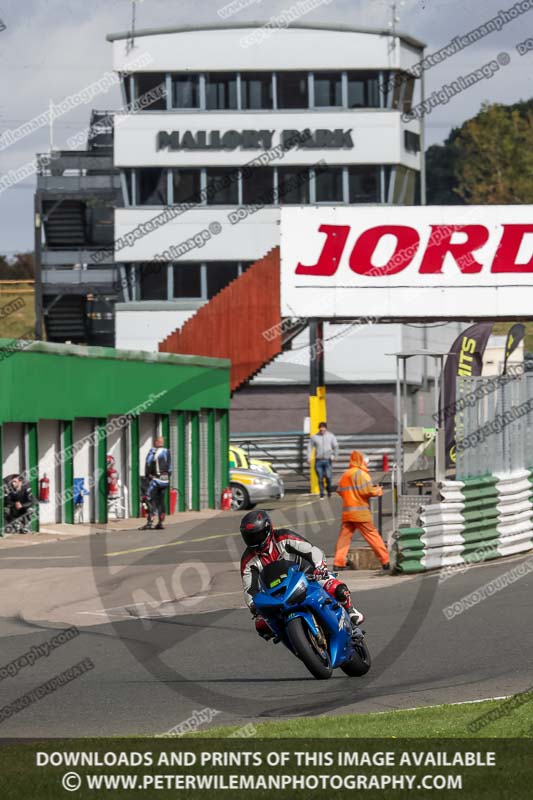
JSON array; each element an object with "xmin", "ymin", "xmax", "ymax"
[
  {"xmin": 390, "ymin": 470, "xmax": 533, "ymax": 574},
  {"xmin": 231, "ymin": 432, "xmax": 396, "ymax": 485}
]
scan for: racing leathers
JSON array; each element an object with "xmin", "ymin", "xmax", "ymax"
[
  {"xmin": 144, "ymin": 446, "xmax": 172, "ymax": 528},
  {"xmin": 240, "ymin": 527, "xmax": 364, "ymax": 639}
]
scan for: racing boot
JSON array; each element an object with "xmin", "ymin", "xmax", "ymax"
[
  {"xmin": 324, "ymin": 578, "xmax": 365, "ymax": 627},
  {"xmin": 347, "ymin": 604, "xmax": 365, "ymax": 627},
  {"xmin": 139, "ymin": 514, "xmax": 154, "ymax": 531}
]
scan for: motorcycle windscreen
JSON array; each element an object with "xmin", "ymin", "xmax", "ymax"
[{"xmin": 259, "ymin": 559, "xmax": 299, "ymax": 591}]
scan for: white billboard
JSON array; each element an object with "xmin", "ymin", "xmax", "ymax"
[{"xmin": 280, "ymin": 206, "xmax": 533, "ymax": 320}]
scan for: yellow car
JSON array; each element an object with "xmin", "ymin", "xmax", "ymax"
[
  {"xmin": 229, "ymin": 445, "xmax": 284, "ymax": 510},
  {"xmin": 229, "ymin": 445, "xmax": 274, "ymax": 474}
]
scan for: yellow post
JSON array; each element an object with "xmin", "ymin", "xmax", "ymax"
[{"xmin": 309, "ymin": 386, "xmax": 327, "ymax": 494}]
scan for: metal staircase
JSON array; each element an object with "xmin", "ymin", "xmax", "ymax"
[
  {"xmin": 43, "ymin": 200, "xmax": 87, "ymax": 248},
  {"xmin": 44, "ymin": 295, "xmax": 87, "ymax": 342},
  {"xmin": 35, "ymin": 108, "xmax": 121, "ymax": 344}
]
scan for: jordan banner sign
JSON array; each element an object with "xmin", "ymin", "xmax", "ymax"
[{"xmin": 280, "ymin": 206, "xmax": 533, "ymax": 319}]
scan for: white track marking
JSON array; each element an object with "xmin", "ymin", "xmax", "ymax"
[
  {"xmin": 77, "ymin": 591, "xmax": 244, "ymax": 620},
  {"xmin": 0, "ymin": 555, "xmax": 77, "ymax": 559},
  {"xmin": 368, "ymin": 695, "xmax": 515, "ymax": 715}
]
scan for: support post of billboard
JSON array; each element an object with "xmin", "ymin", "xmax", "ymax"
[
  {"xmin": 309, "ymin": 320, "xmax": 327, "ymax": 495},
  {"xmin": 395, "ymin": 359, "xmax": 403, "ymax": 494},
  {"xmin": 434, "ymin": 355, "xmax": 446, "ymax": 486}
]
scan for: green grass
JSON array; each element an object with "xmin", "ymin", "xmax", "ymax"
[
  {"xmin": 193, "ymin": 697, "xmax": 533, "ymax": 738},
  {"xmin": 0, "ymin": 285, "xmax": 35, "ymax": 339},
  {"xmin": 1, "ymin": 700, "xmax": 532, "ymax": 799}
]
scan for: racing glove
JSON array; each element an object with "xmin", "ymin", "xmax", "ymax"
[{"xmin": 312, "ymin": 565, "xmax": 329, "ymax": 581}]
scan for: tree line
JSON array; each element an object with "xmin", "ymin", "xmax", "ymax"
[
  {"xmin": 0, "ymin": 253, "xmax": 34, "ymax": 280},
  {"xmin": 426, "ymin": 98, "xmax": 533, "ymax": 205}
]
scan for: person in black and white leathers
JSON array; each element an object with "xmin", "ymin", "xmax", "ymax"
[
  {"xmin": 140, "ymin": 436, "xmax": 172, "ymax": 530},
  {"xmin": 239, "ymin": 509, "xmax": 364, "ymax": 640}
]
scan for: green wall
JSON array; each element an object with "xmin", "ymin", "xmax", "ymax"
[{"xmin": 0, "ymin": 342, "xmax": 230, "ymax": 423}]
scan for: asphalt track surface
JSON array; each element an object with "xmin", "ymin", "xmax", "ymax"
[{"xmin": 0, "ymin": 494, "xmax": 532, "ymax": 737}]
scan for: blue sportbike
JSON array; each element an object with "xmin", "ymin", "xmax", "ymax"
[{"xmin": 253, "ymin": 559, "xmax": 371, "ymax": 680}]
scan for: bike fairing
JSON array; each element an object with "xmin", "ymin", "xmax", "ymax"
[
  {"xmin": 240, "ymin": 526, "xmax": 363, "ymax": 628},
  {"xmin": 251, "ymin": 558, "xmax": 371, "ymax": 679},
  {"xmin": 241, "ymin": 528, "xmax": 326, "ymax": 607}
]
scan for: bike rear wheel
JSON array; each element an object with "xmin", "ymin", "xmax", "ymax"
[
  {"xmin": 341, "ymin": 637, "xmax": 372, "ymax": 677},
  {"xmin": 287, "ymin": 617, "xmax": 332, "ymax": 680}
]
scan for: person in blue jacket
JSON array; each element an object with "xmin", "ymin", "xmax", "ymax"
[{"xmin": 141, "ymin": 436, "xmax": 172, "ymax": 530}]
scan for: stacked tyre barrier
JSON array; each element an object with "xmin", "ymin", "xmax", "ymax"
[{"xmin": 391, "ymin": 470, "xmax": 533, "ymax": 574}]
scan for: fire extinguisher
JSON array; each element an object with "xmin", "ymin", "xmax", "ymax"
[
  {"xmin": 107, "ymin": 455, "xmax": 119, "ymax": 498},
  {"xmin": 39, "ymin": 473, "xmax": 50, "ymax": 503},
  {"xmin": 221, "ymin": 487, "xmax": 233, "ymax": 511}
]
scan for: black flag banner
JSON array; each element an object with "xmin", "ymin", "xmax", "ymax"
[
  {"xmin": 503, "ymin": 323, "xmax": 525, "ymax": 375},
  {"xmin": 442, "ymin": 322, "xmax": 494, "ymax": 470}
]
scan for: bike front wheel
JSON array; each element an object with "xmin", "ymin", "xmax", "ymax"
[
  {"xmin": 286, "ymin": 617, "xmax": 332, "ymax": 680},
  {"xmin": 341, "ymin": 637, "xmax": 372, "ymax": 677}
]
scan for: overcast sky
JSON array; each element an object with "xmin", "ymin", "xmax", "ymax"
[{"xmin": 0, "ymin": 0, "xmax": 532, "ymax": 253}]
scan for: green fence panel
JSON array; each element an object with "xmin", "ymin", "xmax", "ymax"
[
  {"xmin": 191, "ymin": 413, "xmax": 200, "ymax": 512},
  {"xmin": 62, "ymin": 421, "xmax": 74, "ymax": 524},
  {"xmin": 96, "ymin": 419, "xmax": 107, "ymax": 524},
  {"xmin": 177, "ymin": 412, "xmax": 186, "ymax": 512},
  {"xmin": 207, "ymin": 410, "xmax": 216, "ymax": 509},
  {"xmin": 26, "ymin": 422, "xmax": 39, "ymax": 532},
  {"xmin": 130, "ymin": 416, "xmax": 140, "ymax": 518}
]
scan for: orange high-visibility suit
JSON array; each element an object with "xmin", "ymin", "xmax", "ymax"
[{"xmin": 333, "ymin": 450, "xmax": 389, "ymax": 567}]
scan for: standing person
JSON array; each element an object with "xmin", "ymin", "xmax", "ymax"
[
  {"xmin": 307, "ymin": 421, "xmax": 338, "ymax": 499},
  {"xmin": 140, "ymin": 436, "xmax": 172, "ymax": 530},
  {"xmin": 4, "ymin": 475, "xmax": 34, "ymax": 534},
  {"xmin": 333, "ymin": 450, "xmax": 390, "ymax": 573}
]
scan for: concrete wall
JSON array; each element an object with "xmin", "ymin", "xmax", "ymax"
[
  {"xmin": 37, "ymin": 420, "xmax": 61, "ymax": 524},
  {"xmin": 253, "ymin": 322, "xmax": 467, "ymax": 386},
  {"xmin": 73, "ymin": 419, "xmax": 95, "ymax": 524},
  {"xmin": 115, "ymin": 304, "xmax": 199, "ymax": 351},
  {"xmin": 114, "ymin": 207, "xmax": 280, "ymax": 263},
  {"xmin": 139, "ymin": 413, "xmax": 157, "ymax": 475},
  {"xmin": 231, "ymin": 384, "xmax": 396, "ymax": 435},
  {"xmin": 107, "ymin": 416, "xmax": 129, "ymax": 519},
  {"xmin": 2, "ymin": 423, "xmax": 24, "ymax": 477}
]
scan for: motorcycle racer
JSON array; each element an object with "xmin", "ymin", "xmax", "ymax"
[{"xmin": 239, "ymin": 509, "xmax": 365, "ymax": 640}]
